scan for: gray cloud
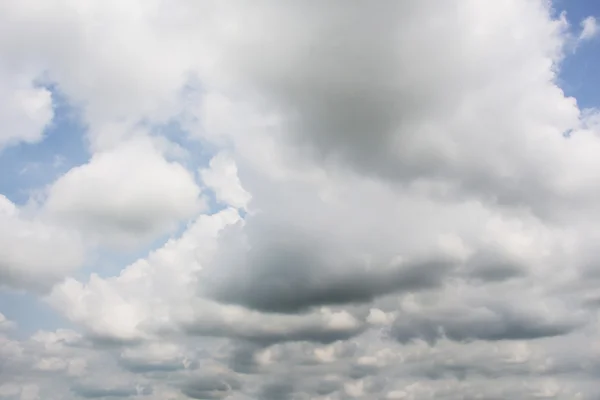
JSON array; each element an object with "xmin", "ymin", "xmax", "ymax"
[
  {"xmin": 258, "ymin": 381, "xmax": 295, "ymax": 400},
  {"xmin": 180, "ymin": 373, "xmax": 242, "ymax": 400},
  {"xmin": 462, "ymin": 250, "xmax": 527, "ymax": 283},
  {"xmin": 347, "ymin": 363, "xmax": 380, "ymax": 380},
  {"xmin": 71, "ymin": 385, "xmax": 147, "ymax": 399},
  {"xmin": 391, "ymin": 302, "xmax": 579, "ymax": 344},
  {"xmin": 314, "ymin": 379, "xmax": 342, "ymax": 396},
  {"xmin": 118, "ymin": 358, "xmax": 185, "ymax": 374},
  {"xmin": 116, "ymin": 341, "xmax": 189, "ymax": 374},
  {"xmin": 204, "ymin": 222, "xmax": 455, "ymax": 314},
  {"xmin": 184, "ymin": 314, "xmax": 365, "ymax": 346},
  {"xmin": 225, "ymin": 343, "xmax": 262, "ymax": 375},
  {"xmin": 212, "ymin": 0, "xmax": 588, "ymax": 218}
]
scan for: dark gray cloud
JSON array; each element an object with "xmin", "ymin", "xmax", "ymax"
[
  {"xmin": 184, "ymin": 315, "xmax": 365, "ymax": 346},
  {"xmin": 118, "ymin": 358, "xmax": 185, "ymax": 374},
  {"xmin": 392, "ymin": 303, "xmax": 579, "ymax": 344},
  {"xmin": 85, "ymin": 334, "xmax": 142, "ymax": 348},
  {"xmin": 462, "ymin": 250, "xmax": 527, "ymax": 283},
  {"xmin": 204, "ymin": 225, "xmax": 455, "ymax": 313},
  {"xmin": 225, "ymin": 342, "xmax": 262, "ymax": 374},
  {"xmin": 220, "ymin": 258, "xmax": 451, "ymax": 314},
  {"xmin": 180, "ymin": 373, "xmax": 242, "ymax": 400},
  {"xmin": 314, "ymin": 379, "xmax": 342, "ymax": 396},
  {"xmin": 258, "ymin": 381, "xmax": 295, "ymax": 400},
  {"xmin": 347, "ymin": 362, "xmax": 380, "ymax": 380}
]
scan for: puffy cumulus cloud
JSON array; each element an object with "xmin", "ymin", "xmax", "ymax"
[
  {"xmin": 180, "ymin": 1, "xmax": 600, "ymax": 222},
  {"xmin": 0, "ymin": 195, "xmax": 85, "ymax": 292},
  {"xmin": 44, "ymin": 137, "xmax": 204, "ymax": 249},
  {"xmin": 191, "ymin": 2, "xmax": 570, "ymax": 191},
  {"xmin": 46, "ymin": 208, "xmax": 241, "ymax": 342},
  {"xmin": 5, "ymin": 0, "xmax": 600, "ymax": 399},
  {"xmin": 47, "ymin": 208, "xmax": 365, "ymax": 347},
  {"xmin": 198, "ymin": 166, "xmax": 580, "ymax": 317}
]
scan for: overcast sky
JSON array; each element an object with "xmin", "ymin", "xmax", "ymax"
[{"xmin": 2, "ymin": 1, "xmax": 600, "ymax": 399}]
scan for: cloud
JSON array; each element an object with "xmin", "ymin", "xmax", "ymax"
[
  {"xmin": 579, "ymin": 16, "xmax": 598, "ymax": 41},
  {"xmin": 118, "ymin": 342, "xmax": 188, "ymax": 373},
  {"xmin": 0, "ymin": 26, "xmax": 54, "ymax": 153},
  {"xmin": 258, "ymin": 381, "xmax": 294, "ymax": 400},
  {"xmin": 200, "ymin": 153, "xmax": 251, "ymax": 210},
  {"xmin": 0, "ymin": 79, "xmax": 53, "ymax": 152},
  {"xmin": 207, "ymin": 232, "xmax": 455, "ymax": 313},
  {"xmin": 4, "ymin": 0, "xmax": 600, "ymax": 399},
  {"xmin": 47, "ymin": 206, "xmax": 365, "ymax": 347},
  {"xmin": 0, "ymin": 313, "xmax": 15, "ymax": 332},
  {"xmin": 391, "ymin": 298, "xmax": 579, "ymax": 344},
  {"xmin": 181, "ymin": 305, "xmax": 366, "ymax": 345},
  {"xmin": 179, "ymin": 372, "xmax": 241, "ymax": 400},
  {"xmin": 44, "ymin": 136, "xmax": 204, "ymax": 249},
  {"xmin": 46, "ymin": 208, "xmax": 241, "ymax": 342},
  {"xmin": 193, "ymin": 1, "xmax": 585, "ymax": 215},
  {"xmin": 0, "ymin": 0, "xmax": 194, "ymax": 152},
  {"xmin": 0, "ymin": 384, "xmax": 20, "ymax": 398},
  {"xmin": 71, "ymin": 384, "xmax": 145, "ymax": 399},
  {"xmin": 0, "ymin": 195, "xmax": 85, "ymax": 292}
]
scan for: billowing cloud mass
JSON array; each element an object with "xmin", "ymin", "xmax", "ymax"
[
  {"xmin": 3, "ymin": 0, "xmax": 600, "ymax": 399},
  {"xmin": 44, "ymin": 136, "xmax": 204, "ymax": 249}
]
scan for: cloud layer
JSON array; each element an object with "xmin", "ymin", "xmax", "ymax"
[{"xmin": 2, "ymin": 0, "xmax": 600, "ymax": 399}]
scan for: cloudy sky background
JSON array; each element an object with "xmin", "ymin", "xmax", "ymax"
[{"xmin": 2, "ymin": 0, "xmax": 600, "ymax": 399}]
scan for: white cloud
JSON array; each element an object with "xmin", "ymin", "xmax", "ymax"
[
  {"xmin": 0, "ymin": 76, "xmax": 53, "ymax": 151},
  {"xmin": 44, "ymin": 136, "xmax": 204, "ymax": 249},
  {"xmin": 0, "ymin": 195, "xmax": 85, "ymax": 292},
  {"xmin": 200, "ymin": 153, "xmax": 251, "ymax": 210},
  {"xmin": 579, "ymin": 16, "xmax": 598, "ymax": 41},
  {"xmin": 47, "ymin": 208, "xmax": 241, "ymax": 342}
]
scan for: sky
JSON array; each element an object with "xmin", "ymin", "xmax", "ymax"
[{"xmin": 2, "ymin": 1, "xmax": 600, "ymax": 399}]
